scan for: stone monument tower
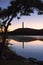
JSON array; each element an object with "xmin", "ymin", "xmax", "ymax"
[{"xmin": 22, "ymin": 22, "xmax": 24, "ymax": 28}]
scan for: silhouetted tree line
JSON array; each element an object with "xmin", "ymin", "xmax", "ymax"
[
  {"xmin": 0, "ymin": 0, "xmax": 43, "ymax": 59},
  {"xmin": 8, "ymin": 28, "xmax": 43, "ymax": 35}
]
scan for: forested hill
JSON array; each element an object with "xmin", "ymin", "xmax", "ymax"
[{"xmin": 8, "ymin": 28, "xmax": 43, "ymax": 35}]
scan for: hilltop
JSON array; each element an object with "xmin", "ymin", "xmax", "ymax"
[{"xmin": 8, "ymin": 28, "xmax": 43, "ymax": 35}]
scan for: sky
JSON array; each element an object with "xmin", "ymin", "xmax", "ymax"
[{"xmin": 0, "ymin": 0, "xmax": 43, "ymax": 31}]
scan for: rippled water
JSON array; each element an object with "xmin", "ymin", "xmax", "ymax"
[{"xmin": 8, "ymin": 36, "xmax": 43, "ymax": 60}]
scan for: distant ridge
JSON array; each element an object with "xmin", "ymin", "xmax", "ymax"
[{"xmin": 8, "ymin": 28, "xmax": 43, "ymax": 35}]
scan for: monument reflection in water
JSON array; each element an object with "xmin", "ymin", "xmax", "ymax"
[{"xmin": 8, "ymin": 36, "xmax": 43, "ymax": 60}]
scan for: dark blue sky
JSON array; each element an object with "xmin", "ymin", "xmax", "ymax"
[{"xmin": 0, "ymin": 0, "xmax": 10, "ymax": 9}]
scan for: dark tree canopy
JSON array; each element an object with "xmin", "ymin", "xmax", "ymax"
[{"xmin": 0, "ymin": 0, "xmax": 43, "ymax": 19}]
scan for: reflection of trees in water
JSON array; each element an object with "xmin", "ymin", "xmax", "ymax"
[
  {"xmin": 9, "ymin": 36, "xmax": 36, "ymax": 42},
  {"xmin": 8, "ymin": 36, "xmax": 36, "ymax": 48},
  {"xmin": 9, "ymin": 36, "xmax": 43, "ymax": 42},
  {"xmin": 0, "ymin": 36, "xmax": 42, "ymax": 50},
  {"xmin": 8, "ymin": 36, "xmax": 43, "ymax": 48}
]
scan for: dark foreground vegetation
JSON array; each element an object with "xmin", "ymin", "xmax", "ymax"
[{"xmin": 0, "ymin": 43, "xmax": 43, "ymax": 65}]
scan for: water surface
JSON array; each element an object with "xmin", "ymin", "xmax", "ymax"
[{"xmin": 8, "ymin": 36, "xmax": 43, "ymax": 60}]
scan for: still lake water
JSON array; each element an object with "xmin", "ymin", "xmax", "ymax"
[{"xmin": 8, "ymin": 36, "xmax": 43, "ymax": 60}]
